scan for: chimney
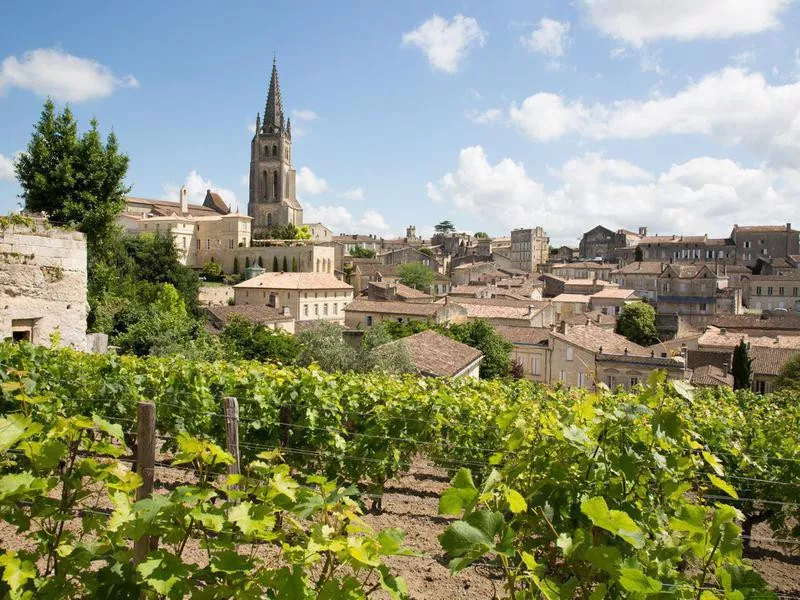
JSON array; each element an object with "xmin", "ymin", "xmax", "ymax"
[
  {"xmin": 787, "ymin": 223, "xmax": 792, "ymax": 231},
  {"xmin": 624, "ymin": 348, "xmax": 628, "ymax": 355},
  {"xmin": 179, "ymin": 185, "xmax": 189, "ymax": 215},
  {"xmin": 558, "ymin": 321, "xmax": 568, "ymax": 335}
]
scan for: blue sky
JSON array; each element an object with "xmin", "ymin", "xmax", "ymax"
[{"xmin": 1, "ymin": 0, "xmax": 799, "ymax": 246}]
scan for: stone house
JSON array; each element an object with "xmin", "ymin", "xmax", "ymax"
[
  {"xmin": 543, "ymin": 274, "xmax": 618, "ymax": 298},
  {"xmin": 379, "ymin": 330, "xmax": 483, "ymax": 379},
  {"xmin": 552, "ymin": 294, "xmax": 591, "ymax": 320},
  {"xmin": 656, "ymin": 264, "xmax": 726, "ymax": 318},
  {"xmin": 380, "ymin": 247, "xmax": 443, "ymax": 273},
  {"xmin": 235, "ymin": 243, "xmax": 335, "ymax": 278},
  {"xmin": 589, "ymin": 288, "xmax": 639, "ymax": 316},
  {"xmin": 495, "ymin": 326, "xmax": 551, "ymax": 383},
  {"xmin": 233, "ymin": 272, "xmax": 353, "ymax": 324},
  {"xmin": 365, "ymin": 281, "xmax": 433, "ymax": 303},
  {"xmin": 579, "ymin": 225, "xmax": 643, "ymax": 261},
  {"xmin": 687, "ymin": 344, "xmax": 800, "ymax": 394},
  {"xmin": 550, "ymin": 246, "xmax": 577, "ymax": 263},
  {"xmin": 510, "ymin": 227, "xmax": 549, "ymax": 272},
  {"xmin": 0, "ymin": 218, "xmax": 87, "ymax": 349},
  {"xmin": 611, "ymin": 261, "xmax": 665, "ymax": 301},
  {"xmin": 740, "ymin": 272, "xmax": 800, "ymax": 312},
  {"xmin": 618, "ymin": 234, "xmax": 736, "ymax": 265},
  {"xmin": 452, "ymin": 297, "xmax": 555, "ymax": 328},
  {"xmin": 343, "ymin": 298, "xmax": 466, "ymax": 329},
  {"xmin": 204, "ymin": 305, "xmax": 295, "ymax": 334},
  {"xmin": 551, "ymin": 262, "xmax": 615, "ymax": 281},
  {"xmin": 730, "ymin": 224, "xmax": 799, "ymax": 268},
  {"xmin": 307, "ymin": 223, "xmax": 333, "ymax": 242}
]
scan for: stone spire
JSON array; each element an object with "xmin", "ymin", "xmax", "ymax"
[{"xmin": 263, "ymin": 57, "xmax": 284, "ymax": 133}]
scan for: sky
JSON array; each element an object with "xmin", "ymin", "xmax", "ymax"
[{"xmin": 1, "ymin": 0, "xmax": 799, "ymax": 246}]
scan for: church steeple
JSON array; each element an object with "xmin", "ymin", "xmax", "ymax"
[{"xmin": 263, "ymin": 57, "xmax": 284, "ymax": 133}]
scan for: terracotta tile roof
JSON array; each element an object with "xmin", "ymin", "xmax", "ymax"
[
  {"xmin": 553, "ymin": 323, "xmax": 650, "ymax": 355},
  {"xmin": 344, "ymin": 299, "xmax": 442, "ymax": 317},
  {"xmin": 205, "ymin": 305, "xmax": 292, "ymax": 329},
  {"xmin": 370, "ymin": 280, "xmax": 432, "ymax": 300},
  {"xmin": 662, "ymin": 264, "xmax": 718, "ymax": 279},
  {"xmin": 687, "ymin": 350, "xmax": 732, "ymax": 371},
  {"xmin": 388, "ymin": 330, "xmax": 482, "ymax": 377},
  {"xmin": 124, "ymin": 196, "xmax": 222, "ymax": 217},
  {"xmin": 749, "ymin": 346, "xmax": 800, "ymax": 376},
  {"xmin": 563, "ymin": 278, "xmax": 619, "ymax": 287},
  {"xmin": 733, "ymin": 224, "xmax": 796, "ymax": 233},
  {"xmin": 743, "ymin": 272, "xmax": 800, "ymax": 281},
  {"xmin": 595, "ymin": 354, "xmax": 683, "ymax": 368},
  {"xmin": 235, "ymin": 272, "xmax": 353, "ymax": 290},
  {"xmin": 203, "ymin": 191, "xmax": 231, "ymax": 214},
  {"xmin": 553, "ymin": 294, "xmax": 592, "ymax": 303},
  {"xmin": 709, "ymin": 314, "xmax": 800, "ymax": 332},
  {"xmin": 552, "ymin": 261, "xmax": 615, "ymax": 269},
  {"xmin": 494, "ymin": 326, "xmax": 550, "ymax": 345},
  {"xmin": 563, "ymin": 310, "xmax": 617, "ymax": 327},
  {"xmin": 446, "ymin": 297, "xmax": 548, "ymax": 308},
  {"xmin": 636, "ymin": 235, "xmax": 731, "ymax": 245},
  {"xmin": 698, "ymin": 326, "xmax": 800, "ymax": 350},
  {"xmin": 691, "ymin": 365, "xmax": 733, "ymax": 387},
  {"xmin": 590, "ymin": 288, "xmax": 638, "ymax": 300},
  {"xmin": 613, "ymin": 262, "xmax": 666, "ymax": 275},
  {"xmin": 458, "ymin": 303, "xmax": 538, "ymax": 320}
]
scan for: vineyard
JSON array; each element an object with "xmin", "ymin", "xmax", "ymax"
[{"xmin": 0, "ymin": 341, "xmax": 799, "ymax": 598}]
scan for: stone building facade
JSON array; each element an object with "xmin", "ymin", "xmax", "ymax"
[
  {"xmin": 511, "ymin": 227, "xmax": 549, "ymax": 273},
  {"xmin": 248, "ymin": 59, "xmax": 303, "ymax": 235},
  {"xmin": 0, "ymin": 219, "xmax": 87, "ymax": 349},
  {"xmin": 579, "ymin": 225, "xmax": 641, "ymax": 261},
  {"xmin": 730, "ymin": 224, "xmax": 800, "ymax": 268}
]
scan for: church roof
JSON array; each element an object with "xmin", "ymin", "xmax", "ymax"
[
  {"xmin": 263, "ymin": 57, "xmax": 284, "ymax": 133},
  {"xmin": 203, "ymin": 191, "xmax": 230, "ymax": 214}
]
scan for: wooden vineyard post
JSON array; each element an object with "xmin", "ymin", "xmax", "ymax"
[
  {"xmin": 223, "ymin": 396, "xmax": 241, "ymax": 481},
  {"xmin": 133, "ymin": 401, "xmax": 156, "ymax": 566}
]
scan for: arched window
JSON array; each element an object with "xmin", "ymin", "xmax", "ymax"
[
  {"xmin": 262, "ymin": 171, "xmax": 268, "ymax": 199},
  {"xmin": 267, "ymin": 213, "xmax": 272, "ymax": 227},
  {"xmin": 272, "ymin": 145, "xmax": 277, "ymax": 156},
  {"xmin": 273, "ymin": 172, "xmax": 279, "ymax": 200},
  {"xmin": 316, "ymin": 258, "xmax": 320, "ymax": 272}
]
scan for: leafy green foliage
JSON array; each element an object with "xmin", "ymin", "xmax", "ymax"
[
  {"xmin": 396, "ymin": 262, "xmax": 435, "ymax": 292},
  {"xmin": 266, "ymin": 224, "xmax": 311, "ymax": 240},
  {"xmin": 447, "ymin": 319, "xmax": 512, "ymax": 379},
  {"xmin": 434, "ymin": 220, "xmax": 456, "ymax": 234},
  {"xmin": 15, "ymin": 99, "xmax": 129, "ymax": 246},
  {"xmin": 350, "ymin": 246, "xmax": 376, "ymax": 259},
  {"xmin": 220, "ymin": 315, "xmax": 300, "ymax": 364},
  {"xmin": 200, "ymin": 260, "xmax": 223, "ymax": 280},
  {"xmin": 732, "ymin": 339, "xmax": 753, "ymax": 390},
  {"xmin": 474, "ymin": 232, "xmax": 488, "ymax": 238},
  {"xmin": 775, "ymin": 353, "xmax": 800, "ymax": 391},
  {"xmin": 615, "ymin": 302, "xmax": 659, "ymax": 346}
]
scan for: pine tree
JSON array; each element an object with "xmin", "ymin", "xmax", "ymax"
[
  {"xmin": 272, "ymin": 256, "xmax": 279, "ymax": 271},
  {"xmin": 245, "ymin": 256, "xmax": 251, "ymax": 269},
  {"xmin": 233, "ymin": 257, "xmax": 239, "ymax": 274},
  {"xmin": 291, "ymin": 257, "xmax": 297, "ymax": 272},
  {"xmin": 16, "ymin": 100, "xmax": 129, "ymax": 246},
  {"xmin": 732, "ymin": 339, "xmax": 753, "ymax": 390},
  {"xmin": 634, "ymin": 246, "xmax": 644, "ymax": 262},
  {"xmin": 258, "ymin": 255, "xmax": 263, "ymax": 268},
  {"xmin": 282, "ymin": 256, "xmax": 288, "ymax": 272}
]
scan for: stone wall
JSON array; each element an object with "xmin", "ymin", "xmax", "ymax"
[{"xmin": 0, "ymin": 222, "xmax": 87, "ymax": 349}]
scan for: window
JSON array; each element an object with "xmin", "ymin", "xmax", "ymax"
[
  {"xmin": 630, "ymin": 376, "xmax": 639, "ymax": 388},
  {"xmin": 756, "ymin": 286, "xmax": 763, "ymax": 295},
  {"xmin": 700, "ymin": 303, "xmax": 707, "ymax": 313},
  {"xmin": 323, "ymin": 304, "xmax": 328, "ymax": 316},
  {"xmin": 272, "ymin": 145, "xmax": 277, "ymax": 156},
  {"xmin": 182, "ymin": 237, "xmax": 186, "ymax": 249},
  {"xmin": 314, "ymin": 304, "xmax": 319, "ymax": 315},
  {"xmin": 578, "ymin": 373, "xmax": 587, "ymax": 388},
  {"xmin": 366, "ymin": 315, "xmax": 373, "ymax": 326},
  {"xmin": 228, "ymin": 239, "xmax": 234, "ymax": 249},
  {"xmin": 606, "ymin": 375, "xmax": 616, "ymax": 388},
  {"xmin": 794, "ymin": 287, "xmax": 799, "ymax": 297},
  {"xmin": 744, "ymin": 241, "xmax": 751, "ymax": 248},
  {"xmin": 206, "ymin": 239, "xmax": 210, "ymax": 250},
  {"xmin": 779, "ymin": 287, "xmax": 785, "ymax": 296},
  {"xmin": 566, "ymin": 347, "xmax": 574, "ymax": 361},
  {"xmin": 267, "ymin": 213, "xmax": 272, "ymax": 227},
  {"xmin": 767, "ymin": 287, "xmax": 774, "ymax": 296},
  {"xmin": 333, "ymin": 303, "xmax": 338, "ymax": 315},
  {"xmin": 531, "ymin": 357, "xmax": 541, "ymax": 376},
  {"xmin": 273, "ymin": 171, "xmax": 279, "ymax": 200},
  {"xmin": 303, "ymin": 305, "xmax": 308, "ymax": 317},
  {"xmin": 559, "ymin": 370, "xmax": 566, "ymax": 382},
  {"xmin": 754, "ymin": 380, "xmax": 767, "ymax": 394},
  {"xmin": 262, "ymin": 171, "xmax": 268, "ymax": 199}
]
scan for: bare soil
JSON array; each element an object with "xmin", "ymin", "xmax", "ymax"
[{"xmin": 1, "ymin": 457, "xmax": 797, "ymax": 599}]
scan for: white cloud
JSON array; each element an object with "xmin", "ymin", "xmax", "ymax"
[
  {"xmin": 467, "ymin": 108, "xmax": 503, "ymax": 124},
  {"xmin": 610, "ymin": 47, "xmax": 628, "ymax": 59},
  {"xmin": 291, "ymin": 109, "xmax": 317, "ymax": 121},
  {"xmin": 402, "ymin": 14, "xmax": 487, "ymax": 73},
  {"xmin": 521, "ymin": 18, "xmax": 571, "ymax": 58},
  {"xmin": 303, "ymin": 204, "xmax": 389, "ymax": 235},
  {"xmin": 0, "ymin": 153, "xmax": 15, "ymax": 182},
  {"xmin": 639, "ymin": 49, "xmax": 665, "ymax": 75},
  {"xmin": 295, "ymin": 167, "xmax": 328, "ymax": 197},
  {"xmin": 428, "ymin": 146, "xmax": 798, "ymax": 245},
  {"xmin": 506, "ymin": 67, "xmax": 800, "ymax": 164},
  {"xmin": 0, "ymin": 48, "xmax": 138, "ymax": 102},
  {"xmin": 247, "ymin": 121, "xmax": 257, "ymax": 134},
  {"xmin": 581, "ymin": 0, "xmax": 792, "ymax": 47},
  {"xmin": 162, "ymin": 170, "xmax": 238, "ymax": 213},
  {"xmin": 339, "ymin": 187, "xmax": 365, "ymax": 201},
  {"xmin": 731, "ymin": 51, "xmax": 756, "ymax": 66}
]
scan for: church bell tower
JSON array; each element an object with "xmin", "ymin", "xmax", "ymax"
[{"xmin": 248, "ymin": 57, "xmax": 302, "ymax": 236}]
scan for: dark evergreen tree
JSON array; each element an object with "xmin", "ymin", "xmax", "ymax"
[
  {"xmin": 272, "ymin": 256, "xmax": 279, "ymax": 271},
  {"xmin": 634, "ymin": 246, "xmax": 644, "ymax": 262},
  {"xmin": 732, "ymin": 339, "xmax": 753, "ymax": 390},
  {"xmin": 282, "ymin": 256, "xmax": 288, "ymax": 272}
]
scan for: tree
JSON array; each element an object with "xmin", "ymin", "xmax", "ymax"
[
  {"xmin": 447, "ymin": 319, "xmax": 513, "ymax": 379},
  {"xmin": 296, "ymin": 322, "xmax": 357, "ymax": 372},
  {"xmin": 775, "ymin": 354, "xmax": 800, "ymax": 392},
  {"xmin": 359, "ymin": 323, "xmax": 414, "ymax": 375},
  {"xmin": 233, "ymin": 256, "xmax": 239, "ymax": 274},
  {"xmin": 291, "ymin": 257, "xmax": 297, "ymax": 272},
  {"xmin": 258, "ymin": 256, "xmax": 264, "ymax": 268},
  {"xmin": 634, "ymin": 246, "xmax": 644, "ymax": 262},
  {"xmin": 397, "ymin": 262, "xmax": 435, "ymax": 292},
  {"xmin": 474, "ymin": 232, "xmax": 489, "ymax": 238},
  {"xmin": 418, "ymin": 247, "xmax": 433, "ymax": 257},
  {"xmin": 16, "ymin": 99, "xmax": 129, "ymax": 247},
  {"xmin": 434, "ymin": 220, "xmax": 456, "ymax": 234},
  {"xmin": 272, "ymin": 256, "xmax": 279, "ymax": 272},
  {"xmin": 220, "ymin": 316, "xmax": 299, "ymax": 364},
  {"xmin": 616, "ymin": 302, "xmax": 659, "ymax": 346},
  {"xmin": 201, "ymin": 261, "xmax": 223, "ymax": 280},
  {"xmin": 350, "ymin": 247, "xmax": 376, "ymax": 259},
  {"xmin": 245, "ymin": 256, "xmax": 251, "ymax": 269},
  {"xmin": 732, "ymin": 339, "xmax": 753, "ymax": 391},
  {"xmin": 282, "ymin": 256, "xmax": 288, "ymax": 272}
]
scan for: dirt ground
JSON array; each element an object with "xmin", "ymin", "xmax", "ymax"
[{"xmin": 1, "ymin": 457, "xmax": 797, "ymax": 599}]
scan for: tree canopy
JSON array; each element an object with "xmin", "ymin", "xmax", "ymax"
[
  {"xmin": 220, "ymin": 316, "xmax": 300, "ymax": 364},
  {"xmin": 732, "ymin": 339, "xmax": 753, "ymax": 391},
  {"xmin": 15, "ymin": 99, "xmax": 129, "ymax": 247},
  {"xmin": 434, "ymin": 220, "xmax": 456, "ymax": 234},
  {"xmin": 396, "ymin": 262, "xmax": 435, "ymax": 292},
  {"xmin": 774, "ymin": 354, "xmax": 800, "ymax": 392},
  {"xmin": 350, "ymin": 246, "xmax": 376, "ymax": 259},
  {"xmin": 615, "ymin": 302, "xmax": 659, "ymax": 346}
]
